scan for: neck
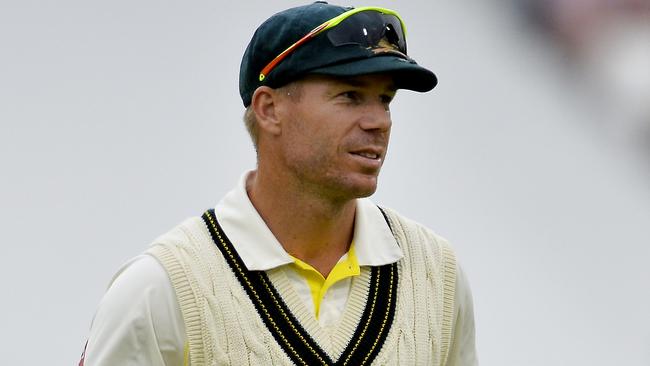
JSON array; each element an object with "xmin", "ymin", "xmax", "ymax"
[{"xmin": 246, "ymin": 169, "xmax": 356, "ymax": 277}]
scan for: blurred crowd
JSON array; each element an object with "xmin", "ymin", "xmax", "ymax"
[{"xmin": 519, "ymin": 0, "xmax": 650, "ymax": 152}]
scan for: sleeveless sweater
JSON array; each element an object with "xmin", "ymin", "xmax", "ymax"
[{"xmin": 148, "ymin": 207, "xmax": 457, "ymax": 366}]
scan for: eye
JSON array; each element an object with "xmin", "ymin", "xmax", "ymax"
[{"xmin": 339, "ymin": 91, "xmax": 361, "ymax": 103}]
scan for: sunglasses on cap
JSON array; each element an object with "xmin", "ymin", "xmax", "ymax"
[{"xmin": 259, "ymin": 6, "xmax": 408, "ymax": 82}]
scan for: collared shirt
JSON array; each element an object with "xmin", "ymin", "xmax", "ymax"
[
  {"xmin": 214, "ymin": 172, "xmax": 403, "ymax": 326},
  {"xmin": 83, "ymin": 172, "xmax": 476, "ymax": 365}
]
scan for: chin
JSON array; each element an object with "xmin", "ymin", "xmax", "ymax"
[
  {"xmin": 342, "ymin": 175, "xmax": 379, "ymax": 199},
  {"xmin": 316, "ymin": 171, "xmax": 380, "ymax": 201}
]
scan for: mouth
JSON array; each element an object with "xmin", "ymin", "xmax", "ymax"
[
  {"xmin": 349, "ymin": 148, "xmax": 384, "ymax": 169},
  {"xmin": 353, "ymin": 151, "xmax": 380, "ymax": 160}
]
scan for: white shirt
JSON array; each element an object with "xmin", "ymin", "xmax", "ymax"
[{"xmin": 83, "ymin": 172, "xmax": 476, "ymax": 365}]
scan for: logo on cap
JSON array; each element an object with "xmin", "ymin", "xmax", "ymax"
[{"xmin": 369, "ymin": 38, "xmax": 408, "ymax": 59}]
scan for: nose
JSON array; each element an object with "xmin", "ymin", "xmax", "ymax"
[{"xmin": 358, "ymin": 101, "xmax": 392, "ymax": 132}]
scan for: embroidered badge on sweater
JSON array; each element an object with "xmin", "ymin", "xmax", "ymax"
[{"xmin": 202, "ymin": 209, "xmax": 398, "ymax": 366}]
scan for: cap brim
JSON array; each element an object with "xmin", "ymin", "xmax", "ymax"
[{"xmin": 307, "ymin": 55, "xmax": 437, "ymax": 92}]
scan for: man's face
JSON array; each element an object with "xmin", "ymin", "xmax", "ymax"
[{"xmin": 275, "ymin": 73, "xmax": 396, "ymax": 201}]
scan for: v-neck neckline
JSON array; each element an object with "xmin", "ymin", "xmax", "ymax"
[
  {"xmin": 201, "ymin": 209, "xmax": 399, "ymax": 366},
  {"xmin": 266, "ymin": 265, "xmax": 373, "ymax": 359}
]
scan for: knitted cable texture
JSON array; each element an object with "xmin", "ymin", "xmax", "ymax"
[{"xmin": 148, "ymin": 208, "xmax": 456, "ymax": 365}]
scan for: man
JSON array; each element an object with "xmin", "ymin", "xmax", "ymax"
[{"xmin": 81, "ymin": 2, "xmax": 477, "ymax": 365}]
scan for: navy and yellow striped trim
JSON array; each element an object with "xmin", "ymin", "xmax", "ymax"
[{"xmin": 202, "ymin": 209, "xmax": 398, "ymax": 365}]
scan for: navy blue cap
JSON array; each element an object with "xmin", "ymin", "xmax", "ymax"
[{"xmin": 239, "ymin": 2, "xmax": 437, "ymax": 107}]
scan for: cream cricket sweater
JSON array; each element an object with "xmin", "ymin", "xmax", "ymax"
[{"xmin": 148, "ymin": 206, "xmax": 457, "ymax": 366}]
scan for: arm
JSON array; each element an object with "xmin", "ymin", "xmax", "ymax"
[
  {"xmin": 82, "ymin": 255, "xmax": 186, "ymax": 366},
  {"xmin": 446, "ymin": 264, "xmax": 478, "ymax": 366}
]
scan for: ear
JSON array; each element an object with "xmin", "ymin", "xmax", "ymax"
[{"xmin": 251, "ymin": 86, "xmax": 283, "ymax": 136}]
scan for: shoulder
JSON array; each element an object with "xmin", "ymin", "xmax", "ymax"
[
  {"xmin": 377, "ymin": 206, "xmax": 474, "ymax": 303},
  {"xmin": 105, "ymin": 254, "xmax": 176, "ymax": 302},
  {"xmin": 379, "ymin": 206, "xmax": 453, "ymax": 252},
  {"xmin": 90, "ymin": 254, "xmax": 181, "ymax": 333},
  {"xmin": 84, "ymin": 255, "xmax": 185, "ymax": 365},
  {"xmin": 151, "ymin": 215, "xmax": 209, "ymax": 248},
  {"xmin": 379, "ymin": 205, "xmax": 459, "ymax": 295},
  {"xmin": 147, "ymin": 215, "xmax": 217, "ymax": 265}
]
